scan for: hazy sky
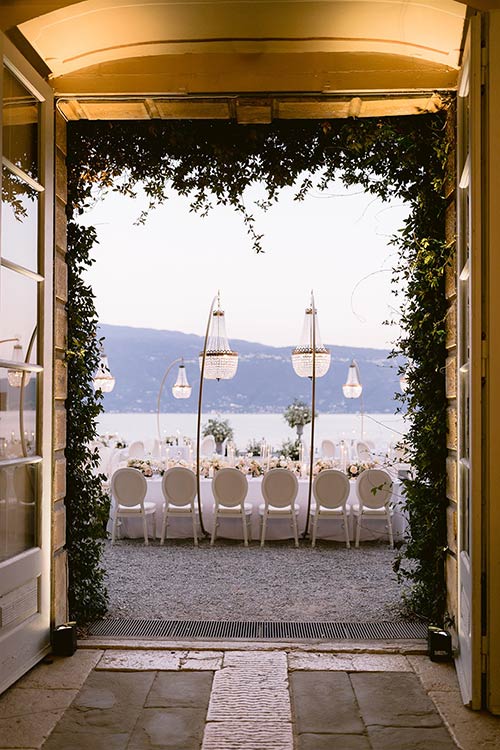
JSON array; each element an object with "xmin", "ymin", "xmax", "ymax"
[{"xmin": 80, "ymin": 179, "xmax": 409, "ymax": 349}]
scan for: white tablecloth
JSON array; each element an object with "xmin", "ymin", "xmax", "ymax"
[{"xmin": 109, "ymin": 476, "xmax": 406, "ymax": 544}]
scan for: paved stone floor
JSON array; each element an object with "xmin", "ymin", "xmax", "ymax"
[{"xmin": 1, "ymin": 646, "xmax": 499, "ymax": 749}]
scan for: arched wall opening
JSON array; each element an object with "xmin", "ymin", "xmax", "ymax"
[{"xmin": 62, "ymin": 114, "xmax": 454, "ymax": 631}]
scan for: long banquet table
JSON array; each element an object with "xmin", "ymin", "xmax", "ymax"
[{"xmin": 109, "ymin": 475, "xmax": 406, "ymax": 544}]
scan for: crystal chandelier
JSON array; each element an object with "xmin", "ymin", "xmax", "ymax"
[
  {"xmin": 399, "ymin": 373, "xmax": 408, "ymax": 392},
  {"xmin": 292, "ymin": 299, "xmax": 331, "ymax": 378},
  {"xmin": 342, "ymin": 360, "xmax": 363, "ymax": 399},
  {"xmin": 7, "ymin": 340, "xmax": 31, "ymax": 389},
  {"xmin": 93, "ymin": 347, "xmax": 116, "ymax": 393},
  {"xmin": 199, "ymin": 295, "xmax": 238, "ymax": 381},
  {"xmin": 172, "ymin": 362, "xmax": 192, "ymax": 399}
]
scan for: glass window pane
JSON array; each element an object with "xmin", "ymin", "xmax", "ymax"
[
  {"xmin": 0, "ymin": 369, "xmax": 37, "ymax": 460},
  {"xmin": 0, "ymin": 462, "xmax": 37, "ymax": 562},
  {"xmin": 2, "ymin": 66, "xmax": 39, "ymax": 181},
  {"xmin": 1, "ymin": 166, "xmax": 39, "ymax": 271},
  {"xmin": 0, "ymin": 267, "xmax": 38, "ymax": 364}
]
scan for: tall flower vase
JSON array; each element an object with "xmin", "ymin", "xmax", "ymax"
[{"xmin": 296, "ymin": 424, "xmax": 304, "ymax": 440}]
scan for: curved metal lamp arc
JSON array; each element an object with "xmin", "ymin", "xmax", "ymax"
[
  {"xmin": 196, "ymin": 296, "xmax": 217, "ymax": 536},
  {"xmin": 196, "ymin": 293, "xmax": 238, "ymax": 537},
  {"xmin": 291, "ymin": 291, "xmax": 330, "ymax": 539}
]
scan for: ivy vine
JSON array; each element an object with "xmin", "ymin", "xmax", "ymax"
[{"xmin": 66, "ymin": 113, "xmax": 452, "ymax": 623}]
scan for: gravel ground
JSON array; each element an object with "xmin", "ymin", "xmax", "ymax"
[{"xmin": 102, "ymin": 538, "xmax": 409, "ymax": 621}]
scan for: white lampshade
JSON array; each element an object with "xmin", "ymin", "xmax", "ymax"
[
  {"xmin": 7, "ymin": 342, "xmax": 31, "ymax": 389},
  {"xmin": 200, "ymin": 302, "xmax": 238, "ymax": 381},
  {"xmin": 342, "ymin": 361, "xmax": 363, "ymax": 399},
  {"xmin": 94, "ymin": 352, "xmax": 116, "ymax": 393},
  {"xmin": 172, "ymin": 363, "xmax": 192, "ymax": 399},
  {"xmin": 292, "ymin": 305, "xmax": 331, "ymax": 378}
]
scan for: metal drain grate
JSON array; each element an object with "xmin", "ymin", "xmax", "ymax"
[{"xmin": 87, "ymin": 619, "xmax": 427, "ymax": 641}]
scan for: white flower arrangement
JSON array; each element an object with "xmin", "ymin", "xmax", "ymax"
[
  {"xmin": 127, "ymin": 458, "xmax": 165, "ymax": 476},
  {"xmin": 345, "ymin": 462, "xmax": 373, "ymax": 478},
  {"xmin": 125, "ymin": 455, "xmax": 380, "ymax": 480}
]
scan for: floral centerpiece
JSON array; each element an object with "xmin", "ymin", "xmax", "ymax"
[
  {"xmin": 345, "ymin": 462, "xmax": 372, "ymax": 479},
  {"xmin": 127, "ymin": 458, "xmax": 165, "ymax": 476},
  {"xmin": 312, "ymin": 458, "xmax": 336, "ymax": 475},
  {"xmin": 246, "ymin": 439, "xmax": 262, "ymax": 457},
  {"xmin": 236, "ymin": 458, "xmax": 264, "ymax": 477},
  {"xmin": 277, "ymin": 438, "xmax": 301, "ymax": 461},
  {"xmin": 283, "ymin": 399, "xmax": 314, "ymax": 439},
  {"xmin": 202, "ymin": 418, "xmax": 234, "ymax": 454}
]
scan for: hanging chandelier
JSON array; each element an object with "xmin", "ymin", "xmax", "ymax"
[
  {"xmin": 172, "ymin": 362, "xmax": 192, "ymax": 399},
  {"xmin": 292, "ymin": 298, "xmax": 331, "ymax": 378},
  {"xmin": 342, "ymin": 360, "xmax": 363, "ymax": 399},
  {"xmin": 399, "ymin": 373, "xmax": 409, "ymax": 392},
  {"xmin": 93, "ymin": 347, "xmax": 116, "ymax": 393},
  {"xmin": 7, "ymin": 340, "xmax": 31, "ymax": 389},
  {"xmin": 199, "ymin": 295, "xmax": 238, "ymax": 381}
]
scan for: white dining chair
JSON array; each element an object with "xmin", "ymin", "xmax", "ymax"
[
  {"xmin": 160, "ymin": 467, "xmax": 198, "ymax": 546},
  {"xmin": 353, "ymin": 468, "xmax": 394, "ymax": 548},
  {"xmin": 128, "ymin": 440, "xmax": 145, "ymax": 459},
  {"xmin": 321, "ymin": 439, "xmax": 336, "ymax": 459},
  {"xmin": 200, "ymin": 435, "xmax": 216, "ymax": 457},
  {"xmin": 356, "ymin": 440, "xmax": 372, "ymax": 463},
  {"xmin": 211, "ymin": 468, "xmax": 251, "ymax": 546},
  {"xmin": 311, "ymin": 469, "xmax": 351, "ymax": 548},
  {"xmin": 111, "ymin": 467, "xmax": 156, "ymax": 545},
  {"xmin": 259, "ymin": 468, "xmax": 299, "ymax": 548}
]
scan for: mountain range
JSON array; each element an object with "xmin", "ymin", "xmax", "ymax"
[{"xmin": 98, "ymin": 324, "xmax": 404, "ymax": 414}]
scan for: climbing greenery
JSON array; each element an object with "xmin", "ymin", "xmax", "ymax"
[
  {"xmin": 65, "ymin": 221, "xmax": 111, "ymax": 623},
  {"xmin": 67, "ymin": 112, "xmax": 452, "ymax": 622}
]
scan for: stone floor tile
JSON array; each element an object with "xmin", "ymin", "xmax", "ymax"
[
  {"xmin": 202, "ymin": 720, "xmax": 294, "ymax": 749},
  {"xmin": 74, "ymin": 670, "xmax": 155, "ymax": 707},
  {"xmin": 42, "ymin": 731, "xmax": 129, "ymax": 750},
  {"xmin": 297, "ymin": 734, "xmax": 371, "ymax": 750},
  {"xmin": 288, "ymin": 652, "xmax": 355, "ymax": 671},
  {"xmin": 204, "ymin": 650, "xmax": 292, "ymax": 747},
  {"xmin": 350, "ymin": 672, "xmax": 444, "ymax": 728},
  {"xmin": 96, "ymin": 650, "xmax": 181, "ymax": 671},
  {"xmin": 222, "ymin": 650, "xmax": 287, "ymax": 670},
  {"xmin": 207, "ymin": 652, "xmax": 290, "ymax": 722},
  {"xmin": 368, "ymin": 725, "xmax": 457, "ymax": 749},
  {"xmin": 0, "ymin": 711, "xmax": 65, "ymax": 749},
  {"xmin": 17, "ymin": 651, "xmax": 103, "ymax": 690},
  {"xmin": 50, "ymin": 704, "xmax": 140, "ymax": 735},
  {"xmin": 290, "ymin": 672, "xmax": 364, "ymax": 735},
  {"xmin": 180, "ymin": 651, "xmax": 223, "ymax": 671},
  {"xmin": 146, "ymin": 672, "xmax": 213, "ymax": 708},
  {"xmin": 49, "ymin": 671, "xmax": 155, "ymax": 737},
  {"xmin": 428, "ymin": 689, "xmax": 500, "ymax": 749},
  {"xmin": 207, "ymin": 672, "xmax": 291, "ymax": 721},
  {"xmin": 408, "ymin": 656, "xmax": 462, "ymax": 693},
  {"xmin": 351, "ymin": 654, "xmax": 411, "ymax": 672},
  {"xmin": 0, "ymin": 688, "xmax": 78, "ymax": 719},
  {"xmin": 127, "ymin": 707, "xmax": 207, "ymax": 749}
]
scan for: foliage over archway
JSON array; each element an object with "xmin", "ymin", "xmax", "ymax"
[{"xmin": 66, "ymin": 114, "xmax": 452, "ymax": 623}]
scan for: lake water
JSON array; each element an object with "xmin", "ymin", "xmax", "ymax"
[{"xmin": 97, "ymin": 412, "xmax": 408, "ymax": 452}]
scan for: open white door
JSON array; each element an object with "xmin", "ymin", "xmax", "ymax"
[
  {"xmin": 0, "ymin": 35, "xmax": 54, "ymax": 693},
  {"xmin": 454, "ymin": 15, "xmax": 483, "ymax": 709}
]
